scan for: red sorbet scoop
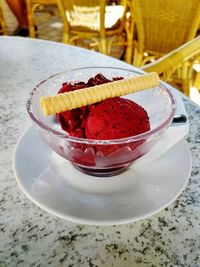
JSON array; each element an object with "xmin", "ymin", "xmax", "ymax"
[{"xmin": 85, "ymin": 97, "xmax": 150, "ymax": 140}]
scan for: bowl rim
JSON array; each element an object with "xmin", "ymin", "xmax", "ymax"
[{"xmin": 26, "ymin": 66, "xmax": 177, "ymax": 145}]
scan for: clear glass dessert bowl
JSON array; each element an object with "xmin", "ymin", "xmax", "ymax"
[{"xmin": 26, "ymin": 67, "xmax": 176, "ymax": 177}]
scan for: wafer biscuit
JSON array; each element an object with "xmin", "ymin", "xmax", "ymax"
[{"xmin": 40, "ymin": 72, "xmax": 159, "ymax": 115}]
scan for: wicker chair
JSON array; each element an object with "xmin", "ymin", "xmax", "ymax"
[
  {"xmin": 26, "ymin": 0, "xmax": 59, "ymax": 37},
  {"xmin": 57, "ymin": 0, "xmax": 128, "ymax": 55},
  {"xmin": 142, "ymin": 36, "xmax": 200, "ymax": 96},
  {"xmin": 0, "ymin": 3, "xmax": 7, "ymax": 35},
  {"xmin": 126, "ymin": 0, "xmax": 200, "ymax": 66}
]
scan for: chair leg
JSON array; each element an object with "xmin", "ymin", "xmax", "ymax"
[
  {"xmin": 62, "ymin": 33, "xmax": 70, "ymax": 43},
  {"xmin": 124, "ymin": 20, "xmax": 134, "ymax": 64},
  {"xmin": 0, "ymin": 20, "xmax": 7, "ymax": 35},
  {"xmin": 56, "ymin": 0, "xmax": 71, "ymax": 44},
  {"xmin": 29, "ymin": 22, "xmax": 36, "ymax": 38},
  {"xmin": 107, "ymin": 36, "xmax": 115, "ymax": 55},
  {"xmin": 0, "ymin": 6, "xmax": 7, "ymax": 35},
  {"xmin": 133, "ymin": 49, "xmax": 143, "ymax": 67},
  {"xmin": 125, "ymin": 42, "xmax": 133, "ymax": 64},
  {"xmin": 26, "ymin": 0, "xmax": 36, "ymax": 38},
  {"xmin": 100, "ymin": 37, "xmax": 107, "ymax": 55},
  {"xmin": 181, "ymin": 81, "xmax": 190, "ymax": 96},
  {"xmin": 193, "ymin": 70, "xmax": 200, "ymax": 91},
  {"xmin": 181, "ymin": 62, "xmax": 190, "ymax": 96}
]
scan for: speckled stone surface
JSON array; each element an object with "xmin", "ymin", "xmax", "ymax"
[{"xmin": 0, "ymin": 36, "xmax": 200, "ymax": 267}]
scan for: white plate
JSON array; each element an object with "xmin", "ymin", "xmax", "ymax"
[{"xmin": 13, "ymin": 127, "xmax": 192, "ymax": 225}]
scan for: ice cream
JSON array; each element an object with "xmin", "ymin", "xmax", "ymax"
[
  {"xmin": 56, "ymin": 73, "xmax": 150, "ymax": 140},
  {"xmin": 86, "ymin": 97, "xmax": 150, "ymax": 140}
]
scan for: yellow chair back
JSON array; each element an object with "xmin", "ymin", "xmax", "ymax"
[
  {"xmin": 128, "ymin": 0, "xmax": 200, "ymax": 66},
  {"xmin": 57, "ymin": 0, "xmax": 128, "ymax": 55}
]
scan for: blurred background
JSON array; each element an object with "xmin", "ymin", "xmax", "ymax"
[{"xmin": 1, "ymin": 0, "xmax": 200, "ymax": 105}]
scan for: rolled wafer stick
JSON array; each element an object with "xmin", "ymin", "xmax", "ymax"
[{"xmin": 40, "ymin": 72, "xmax": 159, "ymax": 115}]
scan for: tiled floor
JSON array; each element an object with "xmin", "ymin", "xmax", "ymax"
[{"xmin": 1, "ymin": 0, "xmax": 200, "ymax": 106}]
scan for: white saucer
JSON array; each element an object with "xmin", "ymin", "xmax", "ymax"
[{"xmin": 13, "ymin": 126, "xmax": 192, "ymax": 226}]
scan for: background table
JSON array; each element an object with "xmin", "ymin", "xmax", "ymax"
[{"xmin": 0, "ymin": 36, "xmax": 200, "ymax": 266}]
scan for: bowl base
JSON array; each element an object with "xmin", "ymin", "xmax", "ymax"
[{"xmin": 72, "ymin": 163, "xmax": 130, "ymax": 177}]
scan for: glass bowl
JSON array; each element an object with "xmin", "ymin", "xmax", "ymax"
[{"xmin": 26, "ymin": 67, "xmax": 176, "ymax": 177}]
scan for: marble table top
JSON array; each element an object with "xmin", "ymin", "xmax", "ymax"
[{"xmin": 0, "ymin": 36, "xmax": 200, "ymax": 267}]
